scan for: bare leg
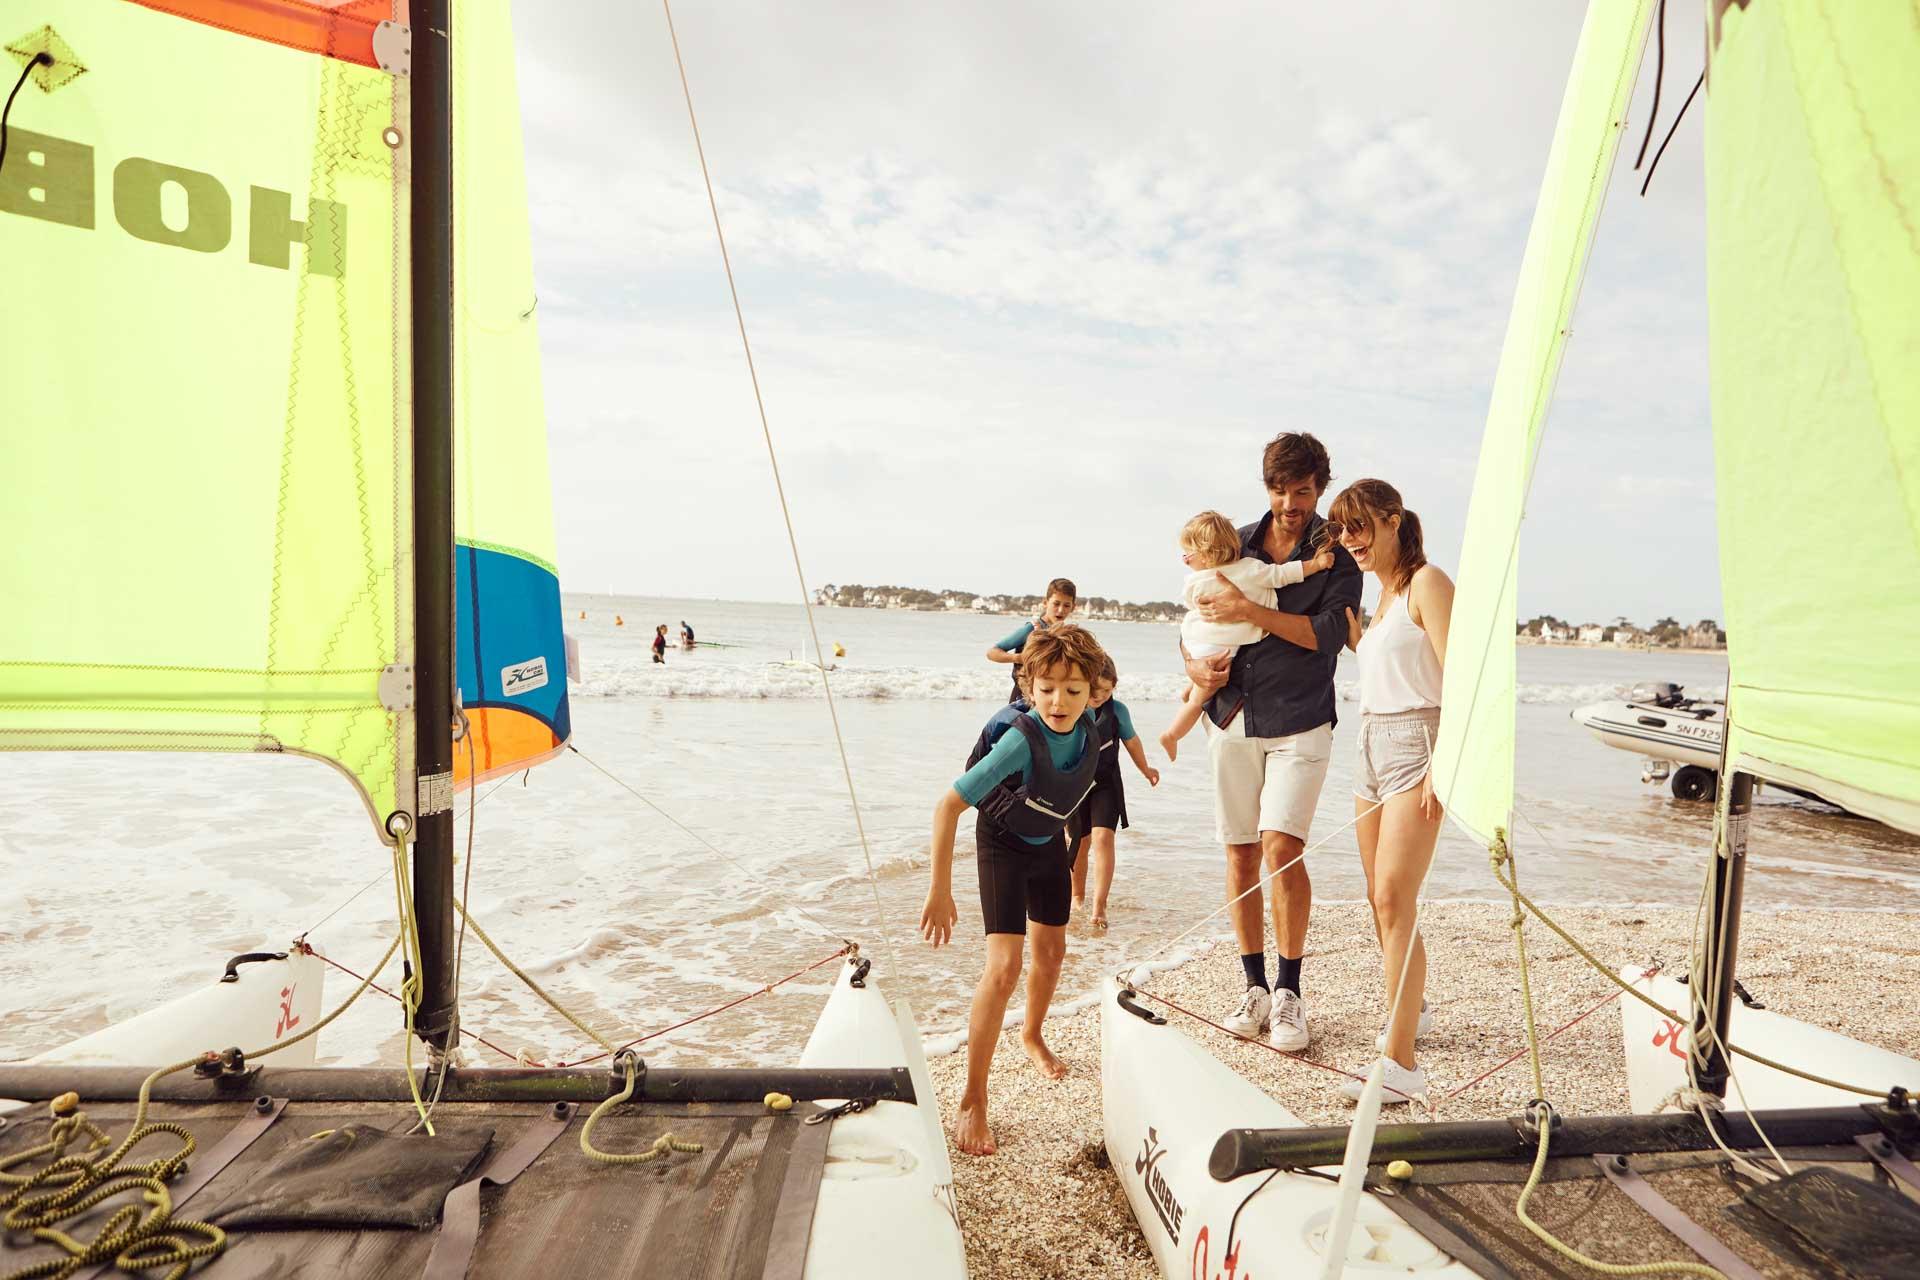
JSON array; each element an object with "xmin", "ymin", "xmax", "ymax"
[
  {"xmin": 1355, "ymin": 795, "xmax": 1384, "ymax": 953},
  {"xmin": 1261, "ymin": 830, "xmax": 1311, "ymax": 970},
  {"xmin": 1070, "ymin": 834, "xmax": 1090, "ymax": 911},
  {"xmin": 1225, "ymin": 841, "xmax": 1265, "ymax": 956},
  {"xmin": 956, "ymin": 934, "xmax": 1024, "ymax": 1155},
  {"xmin": 1374, "ymin": 789, "xmax": 1443, "ymax": 1069},
  {"xmin": 1085, "ymin": 827, "xmax": 1117, "ymax": 928},
  {"xmin": 1020, "ymin": 923, "xmax": 1070, "ymax": 1079},
  {"xmin": 1159, "ymin": 683, "xmax": 1207, "ymax": 762}
]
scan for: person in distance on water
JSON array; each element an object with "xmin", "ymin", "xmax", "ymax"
[
  {"xmin": 1332, "ymin": 478, "xmax": 1453, "ymax": 1106},
  {"xmin": 1070, "ymin": 656, "xmax": 1160, "ymax": 933},
  {"xmin": 985, "ymin": 577, "xmax": 1078, "ymax": 704},
  {"xmin": 652, "ymin": 624, "xmax": 668, "ymax": 664},
  {"xmin": 922, "ymin": 624, "xmax": 1109, "ymax": 1156},
  {"xmin": 680, "ymin": 620, "xmax": 695, "ymax": 648},
  {"xmin": 1183, "ymin": 432, "xmax": 1362, "ymax": 1054}
]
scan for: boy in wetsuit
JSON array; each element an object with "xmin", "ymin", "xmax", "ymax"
[
  {"xmin": 1070, "ymin": 657, "xmax": 1160, "ymax": 932},
  {"xmin": 985, "ymin": 577, "xmax": 1077, "ymax": 704},
  {"xmin": 922, "ymin": 624, "xmax": 1109, "ymax": 1157},
  {"xmin": 651, "ymin": 625, "xmax": 668, "ymax": 663}
]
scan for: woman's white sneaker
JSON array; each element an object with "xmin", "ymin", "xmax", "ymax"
[
  {"xmin": 1222, "ymin": 985, "xmax": 1271, "ymax": 1038},
  {"xmin": 1268, "ymin": 989, "xmax": 1310, "ymax": 1052},
  {"xmin": 1374, "ymin": 1001, "xmax": 1433, "ymax": 1052},
  {"xmin": 1338, "ymin": 1057, "xmax": 1429, "ymax": 1105}
]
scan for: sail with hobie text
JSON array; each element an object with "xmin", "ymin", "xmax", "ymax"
[{"xmin": 0, "ymin": 0, "xmax": 569, "ymax": 832}]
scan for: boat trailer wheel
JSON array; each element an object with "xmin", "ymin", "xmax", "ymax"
[{"xmin": 1670, "ymin": 765, "xmax": 1718, "ymax": 802}]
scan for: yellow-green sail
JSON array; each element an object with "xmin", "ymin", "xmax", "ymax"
[
  {"xmin": 0, "ymin": 1, "xmax": 571, "ymax": 831},
  {"xmin": 1705, "ymin": 2, "xmax": 1920, "ymax": 834},
  {"xmin": 0, "ymin": 3, "xmax": 413, "ymax": 825},
  {"xmin": 1431, "ymin": 0, "xmax": 1654, "ymax": 847}
]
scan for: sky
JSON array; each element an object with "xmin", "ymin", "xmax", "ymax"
[{"xmin": 512, "ymin": 0, "xmax": 1721, "ymax": 627}]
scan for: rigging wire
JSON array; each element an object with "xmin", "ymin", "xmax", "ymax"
[
  {"xmin": 1632, "ymin": 0, "xmax": 1667, "ymax": 171},
  {"xmin": 658, "ymin": 0, "xmax": 896, "ymax": 958},
  {"xmin": 1640, "ymin": 70, "xmax": 1703, "ymax": 197}
]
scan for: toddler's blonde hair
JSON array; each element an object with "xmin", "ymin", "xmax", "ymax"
[{"xmin": 1179, "ymin": 511, "xmax": 1242, "ymax": 570}]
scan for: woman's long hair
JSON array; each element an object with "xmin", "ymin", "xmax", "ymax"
[{"xmin": 1329, "ymin": 479, "xmax": 1426, "ymax": 594}]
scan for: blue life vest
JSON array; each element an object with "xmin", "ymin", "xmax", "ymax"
[{"xmin": 966, "ymin": 708, "xmax": 1101, "ymax": 841}]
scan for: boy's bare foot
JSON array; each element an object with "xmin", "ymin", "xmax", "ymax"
[
  {"xmin": 1022, "ymin": 1035, "xmax": 1070, "ymax": 1080},
  {"xmin": 1158, "ymin": 731, "xmax": 1179, "ymax": 762},
  {"xmin": 954, "ymin": 1101, "xmax": 997, "ymax": 1156},
  {"xmin": 1091, "ymin": 915, "xmax": 1108, "ymax": 934}
]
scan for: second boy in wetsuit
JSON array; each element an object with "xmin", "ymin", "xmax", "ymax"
[
  {"xmin": 922, "ymin": 624, "xmax": 1109, "ymax": 1158},
  {"xmin": 985, "ymin": 577, "xmax": 1077, "ymax": 704},
  {"xmin": 1070, "ymin": 657, "xmax": 1159, "ymax": 932}
]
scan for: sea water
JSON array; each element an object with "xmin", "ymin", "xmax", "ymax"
[{"xmin": 4, "ymin": 596, "xmax": 1916, "ymax": 1071}]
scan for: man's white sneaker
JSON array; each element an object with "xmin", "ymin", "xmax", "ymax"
[
  {"xmin": 1268, "ymin": 989, "xmax": 1311, "ymax": 1052},
  {"xmin": 1374, "ymin": 1001, "xmax": 1434, "ymax": 1052},
  {"xmin": 1222, "ymin": 985, "xmax": 1271, "ymax": 1038},
  {"xmin": 1338, "ymin": 1057, "xmax": 1430, "ymax": 1106}
]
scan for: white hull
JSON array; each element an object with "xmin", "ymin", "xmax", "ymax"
[
  {"xmin": 1570, "ymin": 698, "xmax": 1724, "ymax": 772},
  {"xmin": 1101, "ymin": 979, "xmax": 1470, "ymax": 1278},
  {"xmin": 29, "ymin": 946, "xmax": 326, "ymax": 1068},
  {"xmin": 799, "ymin": 959, "xmax": 968, "ymax": 1279},
  {"xmin": 1619, "ymin": 966, "xmax": 1920, "ymax": 1112}
]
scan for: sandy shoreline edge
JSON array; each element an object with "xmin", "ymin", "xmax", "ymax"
[{"xmin": 924, "ymin": 901, "xmax": 1920, "ymax": 1279}]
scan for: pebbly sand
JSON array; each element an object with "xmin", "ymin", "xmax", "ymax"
[{"xmin": 925, "ymin": 901, "xmax": 1920, "ymax": 1279}]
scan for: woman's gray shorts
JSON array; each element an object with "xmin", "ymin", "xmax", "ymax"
[{"xmin": 1354, "ymin": 707, "xmax": 1441, "ymax": 804}]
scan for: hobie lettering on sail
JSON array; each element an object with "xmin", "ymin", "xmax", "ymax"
[
  {"xmin": 1705, "ymin": 2, "xmax": 1920, "ymax": 834},
  {"xmin": 0, "ymin": 0, "xmax": 570, "ymax": 830}
]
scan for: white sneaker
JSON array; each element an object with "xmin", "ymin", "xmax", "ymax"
[
  {"xmin": 1222, "ymin": 985, "xmax": 1271, "ymax": 1038},
  {"xmin": 1339, "ymin": 1057, "xmax": 1429, "ymax": 1106},
  {"xmin": 1374, "ymin": 1001, "xmax": 1434, "ymax": 1052},
  {"xmin": 1268, "ymin": 989, "xmax": 1311, "ymax": 1052}
]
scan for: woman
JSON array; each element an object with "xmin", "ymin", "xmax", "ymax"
[{"xmin": 1329, "ymin": 479, "xmax": 1452, "ymax": 1104}]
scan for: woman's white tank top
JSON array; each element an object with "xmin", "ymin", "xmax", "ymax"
[{"xmin": 1356, "ymin": 593, "xmax": 1443, "ymax": 714}]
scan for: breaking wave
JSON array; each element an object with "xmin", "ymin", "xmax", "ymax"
[{"xmin": 578, "ymin": 659, "xmax": 1703, "ymax": 706}]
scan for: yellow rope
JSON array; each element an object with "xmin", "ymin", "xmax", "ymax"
[
  {"xmin": 1485, "ymin": 844, "xmax": 1899, "ymax": 1098},
  {"xmin": 578, "ymin": 1056, "xmax": 703, "ymax": 1167},
  {"xmin": 450, "ymin": 899, "xmax": 616, "ymax": 1056},
  {"xmin": 1491, "ymin": 830, "xmax": 1727, "ymax": 1280},
  {"xmin": 1, "ymin": 936, "xmax": 402, "ymax": 1280},
  {"xmin": 388, "ymin": 841, "xmax": 437, "ymax": 1136}
]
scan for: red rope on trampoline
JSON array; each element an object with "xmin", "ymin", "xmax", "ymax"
[
  {"xmin": 1440, "ymin": 964, "xmax": 1661, "ymax": 1103},
  {"xmin": 558, "ymin": 945, "xmax": 853, "ymax": 1068},
  {"xmin": 314, "ymin": 951, "xmax": 537, "ymax": 1065}
]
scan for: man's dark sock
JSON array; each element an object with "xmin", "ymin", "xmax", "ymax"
[
  {"xmin": 1240, "ymin": 952, "xmax": 1269, "ymax": 991},
  {"xmin": 1274, "ymin": 954, "xmax": 1302, "ymax": 996}
]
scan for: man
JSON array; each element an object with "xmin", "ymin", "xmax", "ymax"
[{"xmin": 1184, "ymin": 433, "xmax": 1361, "ymax": 1051}]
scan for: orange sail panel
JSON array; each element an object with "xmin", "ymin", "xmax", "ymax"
[{"xmin": 127, "ymin": 0, "xmax": 388, "ymax": 67}]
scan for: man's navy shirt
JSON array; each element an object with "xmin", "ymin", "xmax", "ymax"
[{"xmin": 1202, "ymin": 511, "xmax": 1363, "ymax": 739}]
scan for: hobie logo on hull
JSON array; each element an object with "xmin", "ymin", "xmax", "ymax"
[
  {"xmin": 502, "ymin": 657, "xmax": 549, "ymax": 696},
  {"xmin": 1134, "ymin": 1127, "xmax": 1186, "ymax": 1245},
  {"xmin": 1, "ymin": 128, "xmax": 346, "ymax": 276}
]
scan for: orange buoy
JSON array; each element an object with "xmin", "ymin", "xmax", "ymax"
[{"xmin": 615, "ymin": 615, "xmax": 625, "ymax": 626}]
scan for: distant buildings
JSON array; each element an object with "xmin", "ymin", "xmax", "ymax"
[{"xmin": 1519, "ymin": 614, "xmax": 1723, "ymax": 649}]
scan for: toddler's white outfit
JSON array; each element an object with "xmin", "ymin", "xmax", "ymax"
[{"xmin": 1181, "ymin": 557, "xmax": 1307, "ymax": 658}]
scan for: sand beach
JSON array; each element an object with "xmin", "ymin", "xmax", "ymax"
[{"xmin": 927, "ymin": 901, "xmax": 1920, "ymax": 1280}]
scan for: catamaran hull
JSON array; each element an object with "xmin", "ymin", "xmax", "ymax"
[
  {"xmin": 798, "ymin": 959, "xmax": 968, "ymax": 1278},
  {"xmin": 1100, "ymin": 978, "xmax": 1469, "ymax": 1277},
  {"xmin": 29, "ymin": 946, "xmax": 326, "ymax": 1068},
  {"xmin": 1619, "ymin": 966, "xmax": 1920, "ymax": 1112}
]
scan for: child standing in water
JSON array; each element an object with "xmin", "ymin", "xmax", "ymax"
[
  {"xmin": 922, "ymin": 624, "xmax": 1108, "ymax": 1156},
  {"xmin": 1160, "ymin": 511, "xmax": 1333, "ymax": 760},
  {"xmin": 652, "ymin": 624, "xmax": 668, "ymax": 664},
  {"xmin": 1071, "ymin": 657, "xmax": 1159, "ymax": 932},
  {"xmin": 985, "ymin": 577, "xmax": 1077, "ymax": 704}
]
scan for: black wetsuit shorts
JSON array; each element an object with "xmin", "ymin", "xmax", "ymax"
[{"xmin": 975, "ymin": 811, "xmax": 1072, "ymax": 935}]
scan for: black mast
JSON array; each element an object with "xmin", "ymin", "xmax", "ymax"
[
  {"xmin": 1692, "ymin": 768, "xmax": 1752, "ymax": 1099},
  {"xmin": 407, "ymin": 0, "xmax": 459, "ymax": 1053}
]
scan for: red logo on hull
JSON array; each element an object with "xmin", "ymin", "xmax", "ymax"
[
  {"xmin": 1652, "ymin": 1019, "xmax": 1687, "ymax": 1061},
  {"xmin": 1192, "ymin": 1225, "xmax": 1251, "ymax": 1280},
  {"xmin": 276, "ymin": 984, "xmax": 301, "ymax": 1038}
]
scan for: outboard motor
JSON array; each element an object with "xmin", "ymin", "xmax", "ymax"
[{"xmin": 1627, "ymin": 681, "xmax": 1686, "ymax": 708}]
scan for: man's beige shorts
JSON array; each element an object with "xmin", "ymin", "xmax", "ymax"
[{"xmin": 1206, "ymin": 721, "xmax": 1333, "ymax": 844}]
